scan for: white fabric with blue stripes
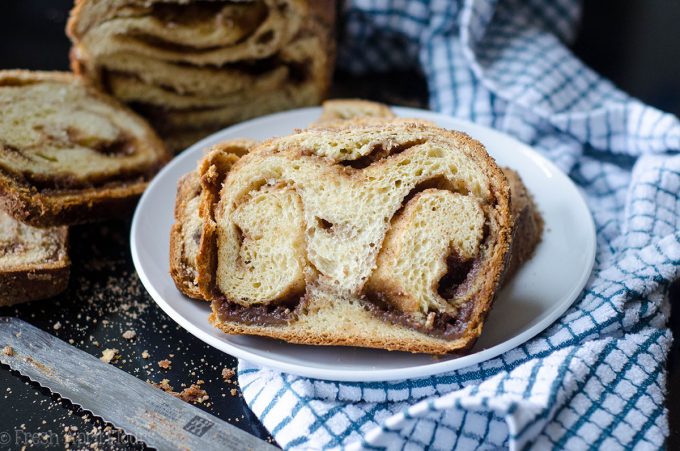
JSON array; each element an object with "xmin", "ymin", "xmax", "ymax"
[{"xmin": 238, "ymin": 1, "xmax": 680, "ymax": 449}]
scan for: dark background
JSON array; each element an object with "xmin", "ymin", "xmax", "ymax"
[{"xmin": 0, "ymin": 0, "xmax": 679, "ymax": 449}]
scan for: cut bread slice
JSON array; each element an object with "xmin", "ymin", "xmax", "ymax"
[
  {"xmin": 67, "ymin": 0, "xmax": 336, "ymax": 152},
  {"xmin": 0, "ymin": 209, "xmax": 69, "ymax": 306},
  {"xmin": 170, "ymin": 139, "xmax": 256, "ymax": 299},
  {"xmin": 0, "ymin": 70, "xmax": 170, "ymax": 227},
  {"xmin": 172, "ymin": 119, "xmax": 512, "ymax": 354},
  {"xmin": 170, "ymin": 101, "xmax": 543, "ymax": 354}
]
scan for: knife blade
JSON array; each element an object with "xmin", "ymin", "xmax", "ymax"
[{"xmin": 0, "ymin": 317, "xmax": 277, "ymax": 451}]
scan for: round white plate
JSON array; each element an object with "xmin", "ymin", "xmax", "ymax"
[{"xmin": 131, "ymin": 107, "xmax": 596, "ymax": 382}]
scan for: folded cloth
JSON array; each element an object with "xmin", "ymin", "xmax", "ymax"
[{"xmin": 237, "ymin": 1, "xmax": 680, "ymax": 449}]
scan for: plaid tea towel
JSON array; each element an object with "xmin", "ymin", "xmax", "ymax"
[{"xmin": 238, "ymin": 0, "xmax": 680, "ymax": 449}]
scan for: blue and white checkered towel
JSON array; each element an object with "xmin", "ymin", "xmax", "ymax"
[{"xmin": 238, "ymin": 1, "xmax": 680, "ymax": 449}]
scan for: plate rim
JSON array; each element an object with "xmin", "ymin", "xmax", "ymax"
[{"xmin": 130, "ymin": 106, "xmax": 596, "ymax": 382}]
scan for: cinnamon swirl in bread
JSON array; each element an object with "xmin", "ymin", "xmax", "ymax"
[
  {"xmin": 311, "ymin": 100, "xmax": 543, "ymax": 285},
  {"xmin": 67, "ymin": 0, "xmax": 335, "ymax": 152},
  {"xmin": 0, "ymin": 209, "xmax": 69, "ymax": 306},
  {"xmin": 0, "ymin": 71, "xmax": 169, "ymax": 227}
]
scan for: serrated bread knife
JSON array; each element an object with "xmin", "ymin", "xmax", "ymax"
[{"xmin": 0, "ymin": 317, "xmax": 277, "ymax": 451}]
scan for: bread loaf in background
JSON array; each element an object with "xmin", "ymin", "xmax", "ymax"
[
  {"xmin": 0, "ymin": 70, "xmax": 169, "ymax": 227},
  {"xmin": 67, "ymin": 0, "xmax": 336, "ymax": 152}
]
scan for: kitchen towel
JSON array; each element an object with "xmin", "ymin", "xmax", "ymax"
[{"xmin": 238, "ymin": 0, "xmax": 680, "ymax": 449}]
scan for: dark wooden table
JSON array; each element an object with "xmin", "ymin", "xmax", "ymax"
[{"xmin": 1, "ymin": 1, "xmax": 678, "ymax": 449}]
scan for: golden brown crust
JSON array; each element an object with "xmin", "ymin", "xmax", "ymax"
[
  {"xmin": 209, "ymin": 312, "xmax": 473, "ymax": 355},
  {"xmin": 0, "ymin": 228, "xmax": 70, "ymax": 307},
  {"xmin": 0, "ymin": 176, "xmax": 149, "ymax": 228},
  {"xmin": 0, "ymin": 70, "xmax": 169, "ymax": 227}
]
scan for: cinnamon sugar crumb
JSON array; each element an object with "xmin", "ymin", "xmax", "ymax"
[
  {"xmin": 222, "ymin": 368, "xmax": 236, "ymax": 381},
  {"xmin": 152, "ymin": 379, "xmax": 209, "ymax": 404},
  {"xmin": 158, "ymin": 359, "xmax": 171, "ymax": 369},
  {"xmin": 154, "ymin": 378, "xmax": 173, "ymax": 392},
  {"xmin": 100, "ymin": 348, "xmax": 118, "ymax": 363},
  {"xmin": 141, "ymin": 350, "xmax": 150, "ymax": 359},
  {"xmin": 121, "ymin": 330, "xmax": 136, "ymax": 340},
  {"xmin": 230, "ymin": 388, "xmax": 238, "ymax": 396},
  {"xmin": 179, "ymin": 385, "xmax": 209, "ymax": 404}
]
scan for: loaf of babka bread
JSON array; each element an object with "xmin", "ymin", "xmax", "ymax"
[
  {"xmin": 0, "ymin": 209, "xmax": 70, "ymax": 306},
  {"xmin": 169, "ymin": 100, "xmax": 543, "ymax": 353},
  {"xmin": 67, "ymin": 0, "xmax": 336, "ymax": 152},
  {"xmin": 172, "ymin": 120, "xmax": 516, "ymax": 353},
  {"xmin": 0, "ymin": 70, "xmax": 169, "ymax": 227}
]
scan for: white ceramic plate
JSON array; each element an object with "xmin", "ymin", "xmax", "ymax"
[{"xmin": 131, "ymin": 107, "xmax": 596, "ymax": 382}]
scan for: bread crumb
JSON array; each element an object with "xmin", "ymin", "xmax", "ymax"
[
  {"xmin": 141, "ymin": 350, "xmax": 150, "ymax": 359},
  {"xmin": 179, "ymin": 385, "xmax": 209, "ymax": 404},
  {"xmin": 2, "ymin": 346, "xmax": 14, "ymax": 356},
  {"xmin": 100, "ymin": 348, "xmax": 118, "ymax": 363},
  {"xmin": 158, "ymin": 359, "xmax": 171, "ymax": 369},
  {"xmin": 230, "ymin": 388, "xmax": 238, "ymax": 396},
  {"xmin": 122, "ymin": 330, "xmax": 136, "ymax": 340},
  {"xmin": 222, "ymin": 368, "xmax": 236, "ymax": 381},
  {"xmin": 154, "ymin": 379, "xmax": 173, "ymax": 392},
  {"xmin": 53, "ymin": 321, "xmax": 62, "ymax": 331},
  {"xmin": 151, "ymin": 379, "xmax": 209, "ymax": 404}
]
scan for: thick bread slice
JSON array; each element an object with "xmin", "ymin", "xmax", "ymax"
[
  {"xmin": 68, "ymin": 0, "xmax": 336, "ymax": 152},
  {"xmin": 171, "ymin": 101, "xmax": 543, "ymax": 354},
  {"xmin": 0, "ymin": 70, "xmax": 170, "ymax": 227},
  {"xmin": 170, "ymin": 139, "xmax": 256, "ymax": 299},
  {"xmin": 0, "ymin": 210, "xmax": 69, "ymax": 306},
  {"xmin": 198, "ymin": 119, "xmax": 513, "ymax": 354}
]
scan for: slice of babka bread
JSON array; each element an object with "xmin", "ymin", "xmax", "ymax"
[
  {"xmin": 67, "ymin": 0, "xmax": 336, "ymax": 152},
  {"xmin": 189, "ymin": 119, "xmax": 514, "ymax": 354},
  {"xmin": 0, "ymin": 209, "xmax": 69, "ymax": 306},
  {"xmin": 0, "ymin": 70, "xmax": 169, "ymax": 227},
  {"xmin": 170, "ymin": 102, "xmax": 543, "ymax": 354},
  {"xmin": 170, "ymin": 139, "xmax": 255, "ymax": 299}
]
